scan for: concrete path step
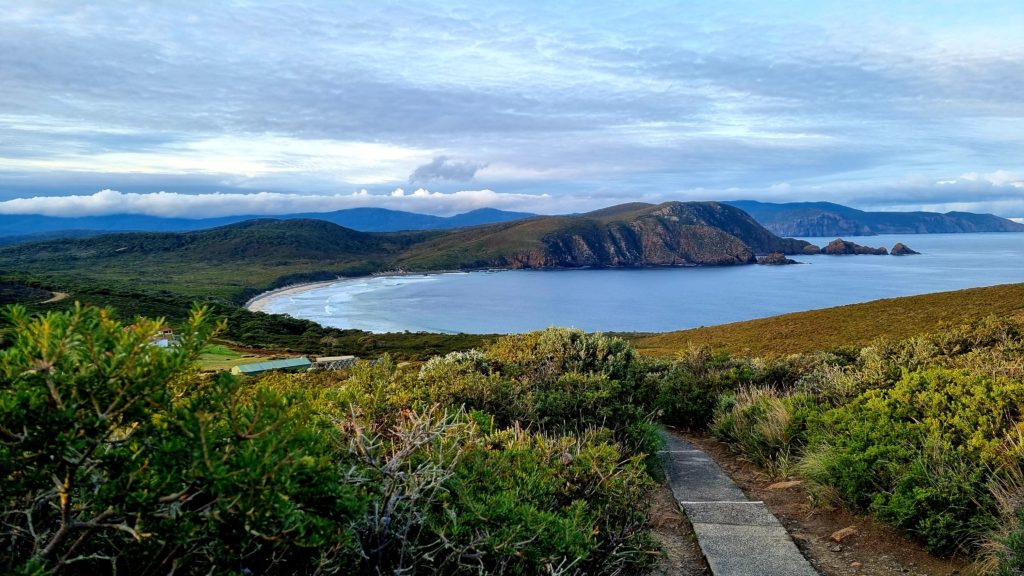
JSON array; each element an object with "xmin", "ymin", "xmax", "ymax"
[{"xmin": 659, "ymin": 431, "xmax": 819, "ymax": 576}]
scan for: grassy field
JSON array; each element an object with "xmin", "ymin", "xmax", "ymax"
[
  {"xmin": 630, "ymin": 282, "xmax": 1024, "ymax": 357},
  {"xmin": 196, "ymin": 343, "xmax": 275, "ymax": 371}
]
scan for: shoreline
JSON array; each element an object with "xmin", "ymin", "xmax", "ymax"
[
  {"xmin": 243, "ymin": 259, "xmax": 818, "ymax": 315},
  {"xmin": 245, "ymin": 279, "xmax": 348, "ymax": 313},
  {"xmin": 244, "ymin": 269, "xmax": 480, "ymax": 313}
]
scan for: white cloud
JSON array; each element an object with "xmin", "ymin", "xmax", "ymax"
[
  {"xmin": 409, "ymin": 156, "xmax": 488, "ymax": 183},
  {"xmin": 0, "ymin": 134, "xmax": 438, "ymax": 186},
  {"xmin": 0, "ymin": 188, "xmax": 581, "ymax": 218},
  {"xmin": 937, "ymin": 170, "xmax": 1024, "ymax": 188}
]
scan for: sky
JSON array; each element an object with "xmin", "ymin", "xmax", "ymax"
[{"xmin": 1, "ymin": 1, "xmax": 1023, "ymax": 218}]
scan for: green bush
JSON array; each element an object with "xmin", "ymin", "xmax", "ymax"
[
  {"xmin": 712, "ymin": 387, "xmax": 819, "ymax": 477},
  {"xmin": 645, "ymin": 345, "xmax": 752, "ymax": 430},
  {"xmin": 1, "ymin": 308, "xmax": 659, "ymax": 575},
  {"xmin": 434, "ymin": 428, "xmax": 656, "ymax": 575},
  {"xmin": 801, "ymin": 368, "xmax": 1024, "ymax": 554}
]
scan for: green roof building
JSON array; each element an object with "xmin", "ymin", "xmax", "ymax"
[{"xmin": 231, "ymin": 357, "xmax": 312, "ymax": 376}]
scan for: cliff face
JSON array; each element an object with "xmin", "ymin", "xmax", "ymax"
[
  {"xmin": 394, "ymin": 201, "xmax": 819, "ymax": 270},
  {"xmin": 536, "ymin": 221, "xmax": 756, "ymax": 267}
]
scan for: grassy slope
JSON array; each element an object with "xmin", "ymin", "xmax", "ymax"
[{"xmin": 630, "ymin": 283, "xmax": 1024, "ymax": 357}]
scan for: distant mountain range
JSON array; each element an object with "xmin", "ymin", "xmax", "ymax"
[
  {"xmin": 2, "ymin": 201, "xmax": 1021, "ymax": 246},
  {"xmin": 0, "ymin": 207, "xmax": 536, "ymax": 245},
  {"xmin": 725, "ymin": 200, "xmax": 1024, "ymax": 236}
]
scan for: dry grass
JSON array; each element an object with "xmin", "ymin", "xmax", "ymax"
[{"xmin": 631, "ymin": 283, "xmax": 1024, "ymax": 358}]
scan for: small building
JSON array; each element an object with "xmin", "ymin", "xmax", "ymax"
[
  {"xmin": 150, "ymin": 327, "xmax": 179, "ymax": 348},
  {"xmin": 313, "ymin": 355, "xmax": 357, "ymax": 370},
  {"xmin": 231, "ymin": 357, "xmax": 312, "ymax": 376}
]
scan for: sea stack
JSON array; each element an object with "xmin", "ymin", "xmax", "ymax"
[
  {"xmin": 757, "ymin": 252, "xmax": 799, "ymax": 265},
  {"xmin": 823, "ymin": 238, "xmax": 888, "ymax": 255},
  {"xmin": 891, "ymin": 242, "xmax": 920, "ymax": 255}
]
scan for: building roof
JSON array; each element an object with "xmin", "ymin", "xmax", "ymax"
[
  {"xmin": 315, "ymin": 355, "xmax": 356, "ymax": 363},
  {"xmin": 232, "ymin": 357, "xmax": 311, "ymax": 375}
]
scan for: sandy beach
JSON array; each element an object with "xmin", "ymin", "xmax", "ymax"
[{"xmin": 245, "ymin": 279, "xmax": 345, "ymax": 313}]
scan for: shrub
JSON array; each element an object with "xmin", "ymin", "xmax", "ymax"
[
  {"xmin": 433, "ymin": 427, "xmax": 657, "ymax": 575},
  {"xmin": 712, "ymin": 387, "xmax": 819, "ymax": 477},
  {"xmin": 801, "ymin": 368, "xmax": 1024, "ymax": 554},
  {"xmin": 419, "ymin": 330, "xmax": 655, "ymax": 452},
  {"xmin": 482, "ymin": 327, "xmax": 636, "ymax": 384},
  {"xmin": 645, "ymin": 345, "xmax": 749, "ymax": 430},
  {"xmin": 1, "ymin": 308, "xmax": 660, "ymax": 575}
]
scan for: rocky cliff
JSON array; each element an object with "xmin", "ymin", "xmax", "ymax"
[{"xmin": 398, "ymin": 202, "xmax": 818, "ymax": 270}]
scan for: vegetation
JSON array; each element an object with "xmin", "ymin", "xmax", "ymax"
[
  {"xmin": 1, "ymin": 305, "xmax": 673, "ymax": 575},
  {"xmin": 684, "ymin": 315, "xmax": 1024, "ymax": 572},
  {"xmin": 0, "ymin": 282, "xmax": 51, "ymax": 305},
  {"xmin": 631, "ymin": 282, "xmax": 1024, "ymax": 357}
]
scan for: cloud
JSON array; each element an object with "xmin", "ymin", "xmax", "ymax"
[
  {"xmin": 3, "ymin": 165, "xmax": 1024, "ymax": 220},
  {"xmin": 0, "ymin": 188, "xmax": 580, "ymax": 218},
  {"xmin": 0, "ymin": 2, "xmax": 1023, "ymax": 213},
  {"xmin": 409, "ymin": 156, "xmax": 488, "ymax": 184}
]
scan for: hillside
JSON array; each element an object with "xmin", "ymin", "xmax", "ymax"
[
  {"xmin": 727, "ymin": 200, "xmax": 1024, "ymax": 236},
  {"xmin": 397, "ymin": 201, "xmax": 815, "ymax": 269},
  {"xmin": 0, "ymin": 207, "xmax": 536, "ymax": 241},
  {"xmin": 0, "ymin": 202, "xmax": 813, "ymax": 305},
  {"xmin": 629, "ymin": 282, "xmax": 1024, "ymax": 357},
  {"xmin": 0, "ymin": 220, "xmax": 438, "ymax": 301}
]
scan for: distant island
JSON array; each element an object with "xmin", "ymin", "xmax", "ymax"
[{"xmin": 725, "ymin": 200, "xmax": 1024, "ymax": 236}]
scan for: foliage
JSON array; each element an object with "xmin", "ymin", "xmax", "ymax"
[
  {"xmin": 0, "ymin": 307, "xmax": 658, "ymax": 575},
  {"xmin": 631, "ymin": 283, "xmax": 1024, "ymax": 357},
  {"xmin": 712, "ymin": 387, "xmax": 819, "ymax": 478}
]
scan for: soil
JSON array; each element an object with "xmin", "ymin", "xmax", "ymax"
[
  {"xmin": 677, "ymin": 430, "xmax": 971, "ymax": 576},
  {"xmin": 649, "ymin": 480, "xmax": 711, "ymax": 575}
]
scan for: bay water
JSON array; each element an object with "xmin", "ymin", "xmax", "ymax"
[{"xmin": 256, "ymin": 233, "xmax": 1024, "ymax": 334}]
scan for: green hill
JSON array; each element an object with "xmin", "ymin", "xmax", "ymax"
[
  {"xmin": 0, "ymin": 201, "xmax": 810, "ymax": 305},
  {"xmin": 397, "ymin": 201, "xmax": 815, "ymax": 269}
]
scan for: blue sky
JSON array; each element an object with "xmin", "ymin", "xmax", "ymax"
[{"xmin": 1, "ymin": 1, "xmax": 1022, "ymax": 218}]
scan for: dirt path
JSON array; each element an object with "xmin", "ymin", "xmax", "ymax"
[
  {"xmin": 40, "ymin": 291, "xmax": 68, "ymax": 304},
  {"xmin": 649, "ymin": 481, "xmax": 710, "ymax": 575},
  {"xmin": 679, "ymin": 430, "xmax": 970, "ymax": 576}
]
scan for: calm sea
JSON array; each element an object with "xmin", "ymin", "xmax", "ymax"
[{"xmin": 257, "ymin": 233, "xmax": 1024, "ymax": 334}]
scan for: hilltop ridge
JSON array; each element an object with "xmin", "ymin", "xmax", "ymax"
[
  {"xmin": 397, "ymin": 201, "xmax": 815, "ymax": 269},
  {"xmin": 727, "ymin": 200, "xmax": 1024, "ymax": 236}
]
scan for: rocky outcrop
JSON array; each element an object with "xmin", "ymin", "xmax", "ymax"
[
  {"xmin": 532, "ymin": 221, "xmax": 756, "ymax": 267},
  {"xmin": 823, "ymin": 239, "xmax": 888, "ymax": 255},
  {"xmin": 757, "ymin": 252, "xmax": 799, "ymax": 265},
  {"xmin": 890, "ymin": 243, "xmax": 920, "ymax": 255}
]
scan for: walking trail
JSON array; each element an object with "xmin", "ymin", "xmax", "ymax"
[{"xmin": 660, "ymin": 431, "xmax": 819, "ymax": 576}]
